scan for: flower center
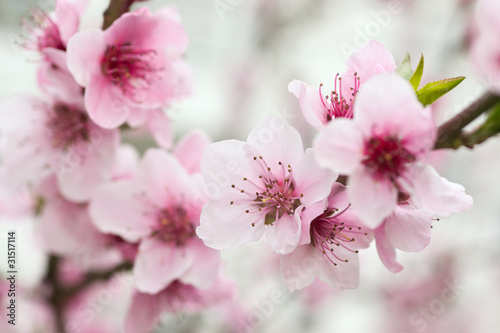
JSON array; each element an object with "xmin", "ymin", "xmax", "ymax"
[
  {"xmin": 101, "ymin": 42, "xmax": 158, "ymax": 100},
  {"xmin": 319, "ymin": 72, "xmax": 360, "ymax": 122},
  {"xmin": 151, "ymin": 206, "xmax": 196, "ymax": 246},
  {"xmin": 46, "ymin": 103, "xmax": 90, "ymax": 151},
  {"xmin": 310, "ymin": 205, "xmax": 367, "ymax": 266},
  {"xmin": 229, "ymin": 156, "xmax": 303, "ymax": 227},
  {"xmin": 362, "ymin": 135, "xmax": 416, "ymax": 181},
  {"xmin": 23, "ymin": 9, "xmax": 65, "ymax": 51}
]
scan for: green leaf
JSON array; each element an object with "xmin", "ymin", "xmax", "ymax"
[
  {"xmin": 396, "ymin": 53, "xmax": 413, "ymax": 80},
  {"xmin": 416, "ymin": 76, "xmax": 466, "ymax": 106},
  {"xmin": 409, "ymin": 54, "xmax": 424, "ymax": 90}
]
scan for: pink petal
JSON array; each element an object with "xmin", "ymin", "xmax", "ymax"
[
  {"xmin": 410, "ymin": 164, "xmax": 473, "ymax": 218},
  {"xmin": 348, "ymin": 167, "xmax": 398, "ymax": 228},
  {"xmin": 55, "ymin": 0, "xmax": 81, "ymax": 45},
  {"xmin": 385, "ymin": 204, "xmax": 432, "ymax": 252},
  {"xmin": 354, "ymin": 74, "xmax": 436, "ymax": 153},
  {"xmin": 89, "ymin": 180, "xmax": 155, "ymax": 243},
  {"xmin": 318, "ymin": 248, "xmax": 360, "ymax": 289},
  {"xmin": 313, "ymin": 118, "xmax": 364, "ymax": 174},
  {"xmin": 66, "ymin": 28, "xmax": 105, "ymax": 86},
  {"xmin": 179, "ymin": 239, "xmax": 220, "ymax": 289},
  {"xmin": 345, "ymin": 40, "xmax": 397, "ymax": 83},
  {"xmin": 197, "ymin": 192, "xmax": 265, "ymax": 250},
  {"xmin": 147, "ymin": 109, "xmax": 173, "ymax": 149},
  {"xmin": 174, "ymin": 130, "xmax": 211, "ymax": 174},
  {"xmin": 127, "ymin": 107, "xmax": 148, "ymax": 127},
  {"xmin": 298, "ymin": 200, "xmax": 328, "ymax": 245},
  {"xmin": 281, "ymin": 245, "xmax": 320, "ymax": 291},
  {"xmin": 246, "ymin": 117, "xmax": 304, "ymax": 169},
  {"xmin": 288, "ymin": 80, "xmax": 327, "ymax": 130},
  {"xmin": 293, "ymin": 148, "xmax": 337, "ymax": 207},
  {"xmin": 84, "ymin": 75, "xmax": 129, "ymax": 129},
  {"xmin": 471, "ymin": 31, "xmax": 500, "ymax": 94},
  {"xmin": 134, "ymin": 237, "xmax": 194, "ymax": 294},
  {"xmin": 124, "ymin": 291, "xmax": 161, "ymax": 333},
  {"xmin": 265, "ymin": 210, "xmax": 302, "ymax": 254},
  {"xmin": 375, "ymin": 223, "xmax": 403, "ymax": 273}
]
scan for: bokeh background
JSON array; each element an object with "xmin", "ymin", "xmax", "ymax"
[{"xmin": 1, "ymin": 0, "xmax": 499, "ymax": 332}]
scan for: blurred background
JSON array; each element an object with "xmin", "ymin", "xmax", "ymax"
[{"xmin": 1, "ymin": 0, "xmax": 499, "ymax": 332}]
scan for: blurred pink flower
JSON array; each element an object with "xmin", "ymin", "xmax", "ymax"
[
  {"xmin": 197, "ymin": 117, "xmax": 337, "ymax": 254},
  {"xmin": 124, "ymin": 275, "xmax": 236, "ymax": 333},
  {"xmin": 66, "ymin": 7, "xmax": 192, "ymax": 129},
  {"xmin": 375, "ymin": 202, "xmax": 433, "ymax": 273},
  {"xmin": 281, "ymin": 183, "xmax": 372, "ymax": 291},
  {"xmin": 289, "ymin": 40, "xmax": 396, "ymax": 130},
  {"xmin": 0, "ymin": 93, "xmax": 119, "ymax": 202},
  {"xmin": 314, "ymin": 74, "xmax": 472, "ymax": 228},
  {"xmin": 90, "ymin": 149, "xmax": 220, "ymax": 294}
]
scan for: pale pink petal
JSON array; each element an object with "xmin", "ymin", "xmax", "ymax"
[
  {"xmin": 281, "ymin": 245, "xmax": 320, "ymax": 291},
  {"xmin": 89, "ymin": 181, "xmax": 155, "ymax": 242},
  {"xmin": 197, "ymin": 192, "xmax": 265, "ymax": 250},
  {"xmin": 375, "ymin": 223, "xmax": 403, "ymax": 273},
  {"xmin": 134, "ymin": 237, "xmax": 194, "ymax": 294},
  {"xmin": 66, "ymin": 28, "xmax": 105, "ymax": 86},
  {"xmin": 174, "ymin": 130, "xmax": 211, "ymax": 174},
  {"xmin": 84, "ymin": 75, "xmax": 129, "ymax": 129},
  {"xmin": 385, "ymin": 205, "xmax": 432, "ymax": 252},
  {"xmin": 298, "ymin": 200, "xmax": 328, "ymax": 245},
  {"xmin": 410, "ymin": 164, "xmax": 473, "ymax": 217},
  {"xmin": 318, "ymin": 248, "xmax": 359, "ymax": 289},
  {"xmin": 265, "ymin": 210, "xmax": 302, "ymax": 254},
  {"xmin": 293, "ymin": 148, "xmax": 337, "ymax": 207},
  {"xmin": 111, "ymin": 144, "xmax": 140, "ymax": 180},
  {"xmin": 345, "ymin": 40, "xmax": 397, "ymax": 82},
  {"xmin": 55, "ymin": 0, "xmax": 81, "ymax": 45},
  {"xmin": 313, "ymin": 118, "xmax": 364, "ymax": 174},
  {"xmin": 349, "ymin": 167, "xmax": 398, "ymax": 228},
  {"xmin": 179, "ymin": 239, "xmax": 220, "ymax": 289},
  {"xmin": 472, "ymin": 31, "xmax": 500, "ymax": 94},
  {"xmin": 288, "ymin": 80, "xmax": 327, "ymax": 130},
  {"xmin": 477, "ymin": 0, "xmax": 500, "ymax": 32},
  {"xmin": 127, "ymin": 107, "xmax": 148, "ymax": 127},
  {"xmin": 246, "ymin": 117, "xmax": 304, "ymax": 168},
  {"xmin": 147, "ymin": 109, "xmax": 173, "ymax": 149},
  {"xmin": 354, "ymin": 74, "xmax": 436, "ymax": 154},
  {"xmin": 124, "ymin": 291, "xmax": 161, "ymax": 333}
]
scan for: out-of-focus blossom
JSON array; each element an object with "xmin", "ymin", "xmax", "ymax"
[
  {"xmin": 67, "ymin": 7, "xmax": 192, "ymax": 129},
  {"xmin": 124, "ymin": 275, "xmax": 236, "ymax": 333},
  {"xmin": 90, "ymin": 149, "xmax": 219, "ymax": 294},
  {"xmin": 289, "ymin": 41, "xmax": 396, "ymax": 130},
  {"xmin": 197, "ymin": 117, "xmax": 337, "ymax": 254},
  {"xmin": 281, "ymin": 183, "xmax": 372, "ymax": 291},
  {"xmin": 0, "ymin": 92, "xmax": 119, "ymax": 202},
  {"xmin": 314, "ymin": 74, "xmax": 472, "ymax": 227}
]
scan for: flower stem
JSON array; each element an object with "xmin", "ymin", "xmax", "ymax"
[
  {"xmin": 102, "ymin": 0, "xmax": 137, "ymax": 30},
  {"xmin": 434, "ymin": 92, "xmax": 500, "ymax": 149}
]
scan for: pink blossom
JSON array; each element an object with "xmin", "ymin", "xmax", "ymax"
[
  {"xmin": 375, "ymin": 202, "xmax": 433, "ymax": 273},
  {"xmin": 196, "ymin": 117, "xmax": 337, "ymax": 254},
  {"xmin": 124, "ymin": 275, "xmax": 235, "ymax": 333},
  {"xmin": 22, "ymin": 0, "xmax": 88, "ymax": 52},
  {"xmin": 66, "ymin": 7, "xmax": 192, "ymax": 129},
  {"xmin": 472, "ymin": 0, "xmax": 500, "ymax": 93},
  {"xmin": 0, "ymin": 92, "xmax": 119, "ymax": 202},
  {"xmin": 289, "ymin": 40, "xmax": 396, "ymax": 130},
  {"xmin": 314, "ymin": 74, "xmax": 473, "ymax": 228},
  {"xmin": 281, "ymin": 183, "xmax": 372, "ymax": 291},
  {"xmin": 89, "ymin": 149, "xmax": 220, "ymax": 294}
]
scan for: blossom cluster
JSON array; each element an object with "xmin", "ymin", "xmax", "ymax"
[{"xmin": 0, "ymin": 1, "xmax": 482, "ymax": 332}]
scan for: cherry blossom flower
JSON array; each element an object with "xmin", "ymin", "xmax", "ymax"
[
  {"xmin": 375, "ymin": 202, "xmax": 433, "ymax": 274},
  {"xmin": 281, "ymin": 183, "xmax": 372, "ymax": 291},
  {"xmin": 124, "ymin": 275, "xmax": 235, "ymax": 333},
  {"xmin": 471, "ymin": 0, "xmax": 500, "ymax": 93},
  {"xmin": 66, "ymin": 7, "xmax": 192, "ymax": 129},
  {"xmin": 197, "ymin": 117, "xmax": 337, "ymax": 254},
  {"xmin": 0, "ymin": 92, "xmax": 119, "ymax": 203},
  {"xmin": 89, "ymin": 149, "xmax": 220, "ymax": 294},
  {"xmin": 22, "ymin": 0, "xmax": 88, "ymax": 53},
  {"xmin": 289, "ymin": 40, "xmax": 396, "ymax": 130},
  {"xmin": 314, "ymin": 73, "xmax": 473, "ymax": 228}
]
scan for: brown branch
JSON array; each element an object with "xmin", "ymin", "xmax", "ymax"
[{"xmin": 102, "ymin": 0, "xmax": 145, "ymax": 30}]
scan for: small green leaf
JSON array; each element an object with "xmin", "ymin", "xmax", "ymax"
[
  {"xmin": 409, "ymin": 54, "xmax": 424, "ymax": 90},
  {"xmin": 396, "ymin": 53, "xmax": 413, "ymax": 80},
  {"xmin": 416, "ymin": 76, "xmax": 466, "ymax": 106}
]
